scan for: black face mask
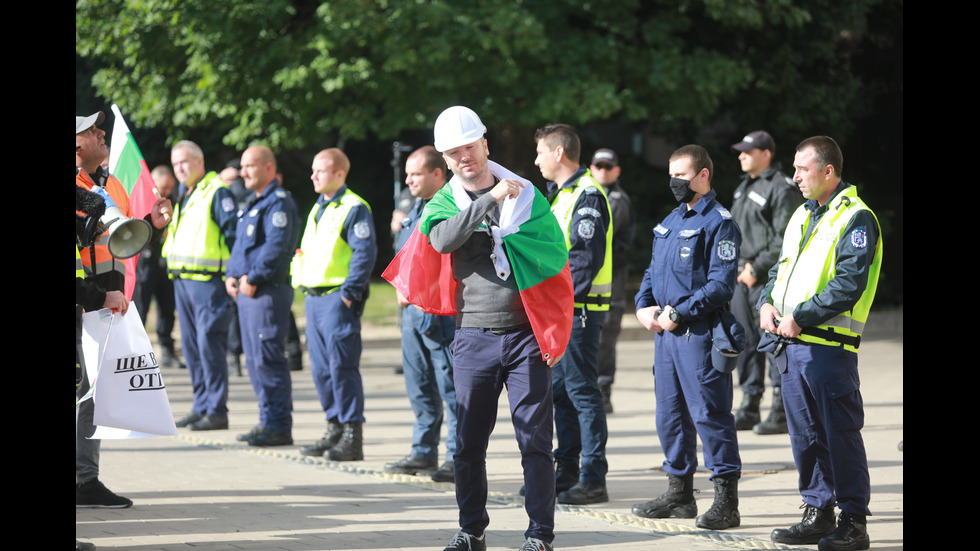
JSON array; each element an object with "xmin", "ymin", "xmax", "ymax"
[{"xmin": 669, "ymin": 177, "xmax": 696, "ymax": 204}]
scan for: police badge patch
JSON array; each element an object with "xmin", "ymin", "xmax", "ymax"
[
  {"xmin": 272, "ymin": 211, "xmax": 288, "ymax": 228},
  {"xmin": 850, "ymin": 227, "xmax": 868, "ymax": 248},
  {"xmin": 577, "ymin": 218, "xmax": 595, "ymax": 239},
  {"xmin": 221, "ymin": 197, "xmax": 236, "ymax": 212},
  {"xmin": 353, "ymin": 221, "xmax": 371, "ymax": 240},
  {"xmin": 717, "ymin": 240, "xmax": 737, "ymax": 262}
]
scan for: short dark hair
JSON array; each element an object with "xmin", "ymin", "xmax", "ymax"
[
  {"xmin": 534, "ymin": 124, "xmax": 581, "ymax": 164},
  {"xmin": 410, "ymin": 145, "xmax": 447, "ymax": 175},
  {"xmin": 796, "ymin": 136, "xmax": 843, "ymax": 179},
  {"xmin": 670, "ymin": 144, "xmax": 714, "ymax": 183}
]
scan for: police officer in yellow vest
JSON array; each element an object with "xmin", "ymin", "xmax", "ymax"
[
  {"xmin": 165, "ymin": 140, "xmax": 239, "ymax": 431},
  {"xmin": 534, "ymin": 124, "xmax": 613, "ymax": 505},
  {"xmin": 293, "ymin": 148, "xmax": 377, "ymax": 462},
  {"xmin": 760, "ymin": 136, "xmax": 882, "ymax": 551}
]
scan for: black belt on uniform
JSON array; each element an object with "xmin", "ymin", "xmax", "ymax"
[
  {"xmin": 300, "ymin": 285, "xmax": 340, "ymax": 296},
  {"xmin": 800, "ymin": 326, "xmax": 862, "ymax": 349},
  {"xmin": 482, "ymin": 324, "xmax": 528, "ymax": 335}
]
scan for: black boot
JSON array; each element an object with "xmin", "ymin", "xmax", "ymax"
[
  {"xmin": 300, "ymin": 419, "xmax": 343, "ymax": 456},
  {"xmin": 160, "ymin": 344, "xmax": 184, "ymax": 369},
  {"xmin": 327, "ymin": 422, "xmax": 364, "ymax": 461},
  {"xmin": 734, "ymin": 393, "xmax": 761, "ymax": 430},
  {"xmin": 695, "ymin": 476, "xmax": 740, "ymax": 529},
  {"xmin": 771, "ymin": 504, "xmax": 836, "ymax": 544},
  {"xmin": 632, "ymin": 473, "xmax": 697, "ymax": 518},
  {"xmin": 600, "ymin": 382, "xmax": 613, "ymax": 414},
  {"xmin": 754, "ymin": 387, "xmax": 788, "ymax": 434},
  {"xmin": 818, "ymin": 512, "xmax": 870, "ymax": 551}
]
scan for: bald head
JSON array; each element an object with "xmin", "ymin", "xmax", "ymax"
[
  {"xmin": 241, "ymin": 146, "xmax": 278, "ymax": 194},
  {"xmin": 311, "ymin": 148, "xmax": 351, "ymax": 198}
]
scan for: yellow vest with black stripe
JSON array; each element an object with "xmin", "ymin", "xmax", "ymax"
[
  {"xmin": 550, "ymin": 171, "xmax": 613, "ymax": 311},
  {"xmin": 291, "ymin": 190, "xmax": 371, "ymax": 290},
  {"xmin": 163, "ymin": 172, "xmax": 230, "ymax": 281},
  {"xmin": 76, "ymin": 244, "xmax": 85, "ymax": 278},
  {"xmin": 770, "ymin": 186, "xmax": 882, "ymax": 352}
]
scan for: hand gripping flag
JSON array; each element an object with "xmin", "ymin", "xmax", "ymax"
[
  {"xmin": 108, "ymin": 104, "xmax": 158, "ymax": 300},
  {"xmin": 383, "ymin": 160, "xmax": 573, "ymax": 362}
]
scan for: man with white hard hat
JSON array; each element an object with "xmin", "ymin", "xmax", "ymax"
[{"xmin": 383, "ymin": 105, "xmax": 573, "ymax": 551}]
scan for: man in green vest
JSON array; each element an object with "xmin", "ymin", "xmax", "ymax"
[
  {"xmin": 535, "ymin": 124, "xmax": 612, "ymax": 505},
  {"xmin": 760, "ymin": 136, "xmax": 882, "ymax": 551},
  {"xmin": 294, "ymin": 148, "xmax": 378, "ymax": 461},
  {"xmin": 166, "ymin": 140, "xmax": 239, "ymax": 431}
]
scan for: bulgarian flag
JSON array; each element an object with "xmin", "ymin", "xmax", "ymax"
[
  {"xmin": 107, "ymin": 104, "xmax": 159, "ymax": 300},
  {"xmin": 383, "ymin": 160, "xmax": 573, "ymax": 362}
]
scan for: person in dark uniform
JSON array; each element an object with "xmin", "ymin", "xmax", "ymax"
[
  {"xmin": 632, "ymin": 145, "xmax": 742, "ymax": 530},
  {"xmin": 728, "ymin": 131, "xmax": 802, "ymax": 434},
  {"xmin": 225, "ymin": 145, "xmax": 300, "ymax": 447},
  {"xmin": 761, "ymin": 136, "xmax": 882, "ymax": 551}
]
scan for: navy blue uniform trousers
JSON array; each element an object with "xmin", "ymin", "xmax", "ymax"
[
  {"xmin": 452, "ymin": 326, "xmax": 555, "ymax": 543},
  {"xmin": 305, "ymin": 291, "xmax": 365, "ymax": 424},
  {"xmin": 174, "ymin": 278, "xmax": 232, "ymax": 416},
  {"xmin": 238, "ymin": 282, "xmax": 294, "ymax": 432}
]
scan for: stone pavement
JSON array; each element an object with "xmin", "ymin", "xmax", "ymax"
[{"xmin": 77, "ymin": 311, "xmax": 903, "ymax": 550}]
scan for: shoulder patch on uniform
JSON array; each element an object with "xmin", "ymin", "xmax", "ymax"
[
  {"xmin": 582, "ymin": 185, "xmax": 600, "ymax": 194},
  {"xmin": 353, "ymin": 220, "xmax": 372, "ymax": 240},
  {"xmin": 717, "ymin": 239, "xmax": 737, "ymax": 262},
  {"xmin": 249, "ymin": 208, "xmax": 259, "ymax": 217},
  {"xmin": 276, "ymin": 189, "xmax": 287, "ymax": 198},
  {"xmin": 272, "ymin": 211, "xmax": 289, "ymax": 228},
  {"xmin": 850, "ymin": 227, "xmax": 868, "ymax": 249},
  {"xmin": 609, "ymin": 191, "xmax": 622, "ymax": 200},
  {"xmin": 715, "ymin": 207, "xmax": 732, "ymax": 219},
  {"xmin": 221, "ymin": 197, "xmax": 236, "ymax": 212},
  {"xmin": 653, "ymin": 224, "xmax": 669, "ymax": 236},
  {"xmin": 577, "ymin": 218, "xmax": 596, "ymax": 239},
  {"xmin": 576, "ymin": 206, "xmax": 602, "ymax": 219}
]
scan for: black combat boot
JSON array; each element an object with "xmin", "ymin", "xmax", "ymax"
[
  {"xmin": 632, "ymin": 473, "xmax": 697, "ymax": 518},
  {"xmin": 818, "ymin": 512, "xmax": 870, "ymax": 551},
  {"xmin": 754, "ymin": 386, "xmax": 788, "ymax": 434},
  {"xmin": 695, "ymin": 476, "xmax": 740, "ymax": 529},
  {"xmin": 300, "ymin": 419, "xmax": 343, "ymax": 456},
  {"xmin": 734, "ymin": 393, "xmax": 762, "ymax": 430},
  {"xmin": 771, "ymin": 503, "xmax": 836, "ymax": 544},
  {"xmin": 327, "ymin": 422, "xmax": 364, "ymax": 461}
]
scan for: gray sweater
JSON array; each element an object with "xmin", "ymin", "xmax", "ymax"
[{"xmin": 428, "ymin": 187, "xmax": 528, "ymax": 329}]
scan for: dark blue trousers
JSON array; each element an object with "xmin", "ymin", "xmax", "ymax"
[
  {"xmin": 401, "ymin": 305, "xmax": 456, "ymax": 463},
  {"xmin": 452, "ymin": 326, "xmax": 555, "ymax": 544},
  {"xmin": 781, "ymin": 343, "xmax": 871, "ymax": 516},
  {"xmin": 238, "ymin": 283, "xmax": 294, "ymax": 432},
  {"xmin": 305, "ymin": 292, "xmax": 365, "ymax": 424},
  {"xmin": 174, "ymin": 278, "xmax": 232, "ymax": 416}
]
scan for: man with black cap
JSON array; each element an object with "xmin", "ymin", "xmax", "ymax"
[
  {"xmin": 589, "ymin": 148, "xmax": 635, "ymax": 414},
  {"xmin": 729, "ymin": 130, "xmax": 801, "ymax": 434}
]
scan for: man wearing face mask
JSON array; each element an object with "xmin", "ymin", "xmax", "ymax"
[{"xmin": 632, "ymin": 145, "xmax": 743, "ymax": 530}]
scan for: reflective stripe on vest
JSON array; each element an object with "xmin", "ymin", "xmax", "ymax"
[
  {"xmin": 291, "ymin": 190, "xmax": 371, "ymax": 289},
  {"xmin": 770, "ymin": 186, "xmax": 882, "ymax": 352},
  {"xmin": 76, "ymin": 171, "xmax": 129, "ymax": 280},
  {"xmin": 550, "ymin": 171, "xmax": 613, "ymax": 310},
  {"xmin": 76, "ymin": 244, "xmax": 85, "ymax": 278},
  {"xmin": 163, "ymin": 172, "xmax": 231, "ymax": 281}
]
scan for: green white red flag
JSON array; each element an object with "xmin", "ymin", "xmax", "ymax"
[
  {"xmin": 382, "ymin": 160, "xmax": 573, "ymax": 361},
  {"xmin": 107, "ymin": 104, "xmax": 157, "ymax": 300}
]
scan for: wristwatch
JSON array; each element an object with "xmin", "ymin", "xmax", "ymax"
[{"xmin": 668, "ymin": 308, "xmax": 681, "ymax": 324}]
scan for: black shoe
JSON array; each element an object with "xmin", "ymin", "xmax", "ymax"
[
  {"xmin": 442, "ymin": 531, "xmax": 486, "ymax": 551},
  {"xmin": 76, "ymin": 541, "xmax": 96, "ymax": 551},
  {"xmin": 431, "ymin": 461, "xmax": 455, "ymax": 483},
  {"xmin": 818, "ymin": 512, "xmax": 870, "ymax": 551},
  {"xmin": 632, "ymin": 473, "xmax": 697, "ymax": 519},
  {"xmin": 517, "ymin": 537, "xmax": 553, "ymax": 551},
  {"xmin": 236, "ymin": 425, "xmax": 262, "ymax": 442},
  {"xmin": 384, "ymin": 454, "xmax": 437, "ymax": 475},
  {"xmin": 695, "ymin": 476, "xmax": 740, "ymax": 529},
  {"xmin": 558, "ymin": 481, "xmax": 609, "ymax": 505},
  {"xmin": 734, "ymin": 393, "xmax": 762, "ymax": 430},
  {"xmin": 159, "ymin": 345, "xmax": 183, "ymax": 369},
  {"xmin": 288, "ymin": 354, "xmax": 303, "ymax": 371},
  {"xmin": 771, "ymin": 504, "xmax": 836, "ymax": 544},
  {"xmin": 600, "ymin": 382, "xmax": 613, "ymax": 414},
  {"xmin": 327, "ymin": 422, "xmax": 363, "ymax": 461},
  {"xmin": 247, "ymin": 427, "xmax": 293, "ymax": 447},
  {"xmin": 175, "ymin": 411, "xmax": 202, "ymax": 428},
  {"xmin": 189, "ymin": 414, "xmax": 229, "ymax": 431},
  {"xmin": 300, "ymin": 421, "xmax": 343, "ymax": 456},
  {"xmin": 76, "ymin": 479, "xmax": 133, "ymax": 508},
  {"xmin": 754, "ymin": 387, "xmax": 788, "ymax": 434}
]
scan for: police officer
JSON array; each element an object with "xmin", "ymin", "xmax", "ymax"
[
  {"xmin": 535, "ymin": 124, "xmax": 612, "ymax": 506},
  {"xmin": 761, "ymin": 136, "xmax": 881, "ymax": 551},
  {"xmin": 293, "ymin": 148, "xmax": 377, "ymax": 461},
  {"xmin": 632, "ymin": 145, "xmax": 742, "ymax": 530},
  {"xmin": 729, "ymin": 130, "xmax": 802, "ymax": 434},
  {"xmin": 167, "ymin": 140, "xmax": 238, "ymax": 431},
  {"xmin": 226, "ymin": 145, "xmax": 300, "ymax": 447}
]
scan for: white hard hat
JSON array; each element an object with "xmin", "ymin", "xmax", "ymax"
[{"xmin": 433, "ymin": 106, "xmax": 487, "ymax": 152}]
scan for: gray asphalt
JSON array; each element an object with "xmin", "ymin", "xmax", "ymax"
[{"xmin": 77, "ymin": 310, "xmax": 903, "ymax": 550}]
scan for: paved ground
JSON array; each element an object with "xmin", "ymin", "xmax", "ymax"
[{"xmin": 77, "ymin": 311, "xmax": 903, "ymax": 550}]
